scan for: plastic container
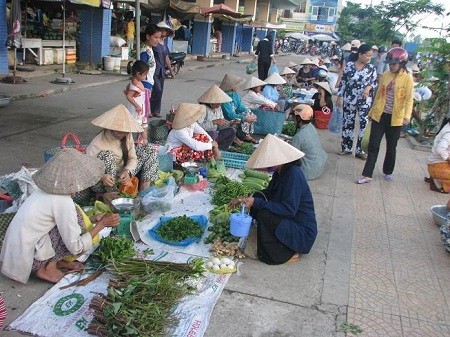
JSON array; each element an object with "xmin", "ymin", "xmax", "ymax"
[
  {"xmin": 43, "ymin": 48, "xmax": 54, "ymax": 65},
  {"xmin": 66, "ymin": 49, "xmax": 76, "ymax": 64},
  {"xmin": 113, "ymin": 57, "xmax": 121, "ymax": 71},
  {"xmin": 53, "ymin": 48, "xmax": 64, "ymax": 64},
  {"xmin": 103, "ymin": 56, "xmax": 114, "ymax": 71},
  {"xmin": 230, "ymin": 213, "xmax": 252, "ymax": 237},
  {"xmin": 221, "ymin": 151, "xmax": 249, "ymax": 169}
]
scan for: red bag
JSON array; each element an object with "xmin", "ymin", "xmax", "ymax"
[{"xmin": 314, "ymin": 106, "xmax": 332, "ymax": 129}]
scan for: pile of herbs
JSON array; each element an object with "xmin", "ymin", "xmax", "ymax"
[
  {"xmin": 88, "ymin": 258, "xmax": 205, "ymax": 337},
  {"xmin": 211, "ymin": 177, "xmax": 253, "ymax": 206},
  {"xmin": 156, "ymin": 215, "xmax": 204, "ymax": 242},
  {"xmin": 282, "ymin": 122, "xmax": 297, "ymax": 137},
  {"xmin": 94, "ymin": 236, "xmax": 135, "ymax": 265}
]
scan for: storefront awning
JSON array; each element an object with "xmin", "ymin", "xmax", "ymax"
[
  {"xmin": 38, "ymin": 0, "xmax": 103, "ymax": 7},
  {"xmin": 269, "ymin": 0, "xmax": 300, "ymax": 10},
  {"xmin": 170, "ymin": 0, "xmax": 199, "ymax": 14},
  {"xmin": 200, "ymin": 4, "xmax": 253, "ymax": 22},
  {"xmin": 251, "ymin": 21, "xmax": 287, "ymax": 29}
]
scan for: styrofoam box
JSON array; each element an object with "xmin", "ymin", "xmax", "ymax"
[
  {"xmin": 53, "ymin": 48, "xmax": 64, "ymax": 64},
  {"xmin": 43, "ymin": 48, "xmax": 54, "ymax": 65},
  {"xmin": 110, "ymin": 47, "xmax": 129, "ymax": 61}
]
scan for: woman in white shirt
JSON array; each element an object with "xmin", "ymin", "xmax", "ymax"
[
  {"xmin": 167, "ymin": 103, "xmax": 221, "ymax": 163},
  {"xmin": 426, "ymin": 118, "xmax": 450, "ymax": 193},
  {"xmin": 242, "ymin": 76, "xmax": 278, "ymax": 110},
  {"xmin": 0, "ymin": 149, "xmax": 119, "ymax": 284}
]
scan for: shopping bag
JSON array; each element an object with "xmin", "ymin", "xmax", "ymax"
[
  {"xmin": 44, "ymin": 133, "xmax": 87, "ymax": 162},
  {"xmin": 361, "ymin": 122, "xmax": 371, "ymax": 153},
  {"xmin": 268, "ymin": 64, "xmax": 279, "ymax": 75},
  {"xmin": 246, "ymin": 62, "xmax": 257, "ymax": 74},
  {"xmin": 328, "ymin": 106, "xmax": 343, "ymax": 134}
]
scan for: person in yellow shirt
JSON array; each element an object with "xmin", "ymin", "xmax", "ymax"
[{"xmin": 126, "ymin": 17, "xmax": 135, "ymax": 52}]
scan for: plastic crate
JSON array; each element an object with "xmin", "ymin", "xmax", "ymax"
[
  {"xmin": 220, "ymin": 151, "xmax": 250, "ymax": 161},
  {"xmin": 221, "ymin": 151, "xmax": 248, "ymax": 169}
]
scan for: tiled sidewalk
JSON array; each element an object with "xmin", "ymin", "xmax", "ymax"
[{"xmin": 344, "ymin": 140, "xmax": 450, "ymax": 336}]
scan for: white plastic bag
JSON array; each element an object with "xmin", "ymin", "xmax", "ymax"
[{"xmin": 141, "ymin": 177, "xmax": 177, "ymax": 213}]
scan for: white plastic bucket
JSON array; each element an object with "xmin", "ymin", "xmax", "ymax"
[
  {"xmin": 230, "ymin": 213, "xmax": 253, "ymax": 237},
  {"xmin": 103, "ymin": 56, "xmax": 114, "ymax": 71},
  {"xmin": 113, "ymin": 57, "xmax": 121, "ymax": 71}
]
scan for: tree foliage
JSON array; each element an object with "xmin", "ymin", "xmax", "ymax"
[{"xmin": 336, "ymin": 0, "xmax": 445, "ymax": 45}]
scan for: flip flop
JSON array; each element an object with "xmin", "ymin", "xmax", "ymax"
[
  {"xmin": 338, "ymin": 150, "xmax": 352, "ymax": 156},
  {"xmin": 356, "ymin": 177, "xmax": 372, "ymax": 184}
]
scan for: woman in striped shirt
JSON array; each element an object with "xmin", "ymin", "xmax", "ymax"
[{"xmin": 356, "ymin": 47, "xmax": 414, "ymax": 184}]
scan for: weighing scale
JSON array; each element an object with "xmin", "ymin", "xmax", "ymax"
[
  {"xmin": 110, "ymin": 198, "xmax": 138, "ymax": 237},
  {"xmin": 181, "ymin": 162, "xmax": 200, "ymax": 185}
]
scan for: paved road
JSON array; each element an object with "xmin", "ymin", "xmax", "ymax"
[{"xmin": 0, "ymin": 55, "xmax": 449, "ymax": 337}]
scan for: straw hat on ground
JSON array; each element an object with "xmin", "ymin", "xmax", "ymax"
[
  {"xmin": 91, "ymin": 104, "xmax": 144, "ymax": 133},
  {"xmin": 314, "ymin": 81, "xmax": 332, "ymax": 95},
  {"xmin": 288, "ymin": 61, "xmax": 298, "ymax": 68},
  {"xmin": 243, "ymin": 76, "xmax": 267, "ymax": 90},
  {"xmin": 172, "ymin": 103, "xmax": 206, "ymax": 130},
  {"xmin": 341, "ymin": 43, "xmax": 351, "ymax": 51},
  {"xmin": 33, "ymin": 148, "xmax": 105, "ymax": 195},
  {"xmin": 219, "ymin": 74, "xmax": 246, "ymax": 92},
  {"xmin": 280, "ymin": 67, "xmax": 296, "ymax": 76},
  {"xmin": 264, "ymin": 72, "xmax": 286, "ymax": 85},
  {"xmin": 246, "ymin": 134, "xmax": 305, "ymax": 169},
  {"xmin": 292, "ymin": 104, "xmax": 313, "ymax": 120},
  {"xmin": 198, "ymin": 85, "xmax": 232, "ymax": 104}
]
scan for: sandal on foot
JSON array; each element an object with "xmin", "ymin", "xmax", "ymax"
[
  {"xmin": 384, "ymin": 174, "xmax": 393, "ymax": 181},
  {"xmin": 338, "ymin": 150, "xmax": 352, "ymax": 156},
  {"xmin": 429, "ymin": 180, "xmax": 447, "ymax": 193},
  {"xmin": 355, "ymin": 152, "xmax": 368, "ymax": 160},
  {"xmin": 356, "ymin": 177, "xmax": 372, "ymax": 184},
  {"xmin": 424, "ymin": 177, "xmax": 431, "ymax": 183}
]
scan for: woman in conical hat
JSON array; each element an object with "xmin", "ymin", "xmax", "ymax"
[
  {"xmin": 228, "ymin": 134, "xmax": 317, "ymax": 265},
  {"xmin": 0, "ymin": 149, "xmax": 120, "ymax": 284},
  {"xmin": 219, "ymin": 73, "xmax": 259, "ymax": 144},
  {"xmin": 262, "ymin": 72, "xmax": 287, "ymax": 111},
  {"xmin": 166, "ymin": 103, "xmax": 221, "ymax": 163},
  {"xmin": 241, "ymin": 76, "xmax": 278, "ymax": 111},
  {"xmin": 311, "ymin": 81, "xmax": 334, "ymax": 129},
  {"xmin": 279, "ymin": 67, "xmax": 296, "ymax": 100},
  {"xmin": 87, "ymin": 104, "xmax": 158, "ymax": 192},
  {"xmin": 197, "ymin": 85, "xmax": 241, "ymax": 150},
  {"xmin": 296, "ymin": 58, "xmax": 318, "ymax": 89}
]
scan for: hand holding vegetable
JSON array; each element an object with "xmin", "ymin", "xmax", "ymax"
[
  {"xmin": 118, "ymin": 169, "xmax": 131, "ymax": 184},
  {"xmin": 102, "ymin": 174, "xmax": 115, "ymax": 187},
  {"xmin": 97, "ymin": 213, "xmax": 120, "ymax": 229}
]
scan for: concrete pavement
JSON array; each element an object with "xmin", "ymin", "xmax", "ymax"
[{"xmin": 0, "ymin": 54, "xmax": 449, "ymax": 337}]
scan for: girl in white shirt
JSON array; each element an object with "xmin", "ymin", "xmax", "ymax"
[{"xmin": 426, "ymin": 118, "xmax": 450, "ymax": 193}]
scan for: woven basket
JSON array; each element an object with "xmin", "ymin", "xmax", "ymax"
[
  {"xmin": 252, "ymin": 109, "xmax": 285, "ymax": 135},
  {"xmin": 149, "ymin": 120, "xmax": 169, "ymax": 144},
  {"xmin": 44, "ymin": 133, "xmax": 87, "ymax": 162}
]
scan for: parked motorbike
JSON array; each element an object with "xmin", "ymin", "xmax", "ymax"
[{"xmin": 166, "ymin": 52, "xmax": 186, "ymax": 78}]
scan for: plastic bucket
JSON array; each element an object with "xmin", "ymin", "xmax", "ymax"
[
  {"xmin": 103, "ymin": 56, "xmax": 114, "ymax": 71},
  {"xmin": 230, "ymin": 213, "xmax": 253, "ymax": 237},
  {"xmin": 113, "ymin": 57, "xmax": 121, "ymax": 71},
  {"xmin": 66, "ymin": 49, "xmax": 76, "ymax": 64}
]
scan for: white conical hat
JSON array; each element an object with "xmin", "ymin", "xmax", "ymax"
[
  {"xmin": 91, "ymin": 104, "xmax": 144, "ymax": 133},
  {"xmin": 243, "ymin": 76, "xmax": 267, "ymax": 90},
  {"xmin": 33, "ymin": 148, "xmax": 105, "ymax": 195},
  {"xmin": 198, "ymin": 85, "xmax": 232, "ymax": 104},
  {"xmin": 300, "ymin": 57, "xmax": 317, "ymax": 66},
  {"xmin": 314, "ymin": 81, "xmax": 332, "ymax": 95},
  {"xmin": 280, "ymin": 67, "xmax": 296, "ymax": 75},
  {"xmin": 264, "ymin": 72, "xmax": 286, "ymax": 85},
  {"xmin": 288, "ymin": 61, "xmax": 298, "ymax": 68},
  {"xmin": 246, "ymin": 134, "xmax": 305, "ymax": 169},
  {"xmin": 172, "ymin": 103, "xmax": 206, "ymax": 129},
  {"xmin": 341, "ymin": 42, "xmax": 351, "ymax": 51},
  {"xmin": 219, "ymin": 73, "xmax": 246, "ymax": 92}
]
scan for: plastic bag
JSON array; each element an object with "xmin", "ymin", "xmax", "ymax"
[
  {"xmin": 361, "ymin": 122, "xmax": 371, "ymax": 153},
  {"xmin": 246, "ymin": 62, "xmax": 257, "ymax": 74},
  {"xmin": 141, "ymin": 177, "xmax": 177, "ymax": 213},
  {"xmin": 328, "ymin": 106, "xmax": 343, "ymax": 134},
  {"xmin": 268, "ymin": 64, "xmax": 279, "ymax": 76}
]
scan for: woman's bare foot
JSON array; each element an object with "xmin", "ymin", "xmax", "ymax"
[
  {"xmin": 57, "ymin": 260, "xmax": 85, "ymax": 272},
  {"xmin": 233, "ymin": 137, "xmax": 244, "ymax": 146},
  {"xmin": 36, "ymin": 262, "xmax": 65, "ymax": 283},
  {"xmin": 285, "ymin": 253, "xmax": 301, "ymax": 264}
]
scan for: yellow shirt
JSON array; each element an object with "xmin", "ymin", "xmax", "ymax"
[
  {"xmin": 368, "ymin": 69, "xmax": 414, "ymax": 127},
  {"xmin": 126, "ymin": 21, "xmax": 135, "ymax": 40}
]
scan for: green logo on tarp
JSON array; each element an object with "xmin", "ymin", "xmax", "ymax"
[{"xmin": 53, "ymin": 294, "xmax": 85, "ymax": 316}]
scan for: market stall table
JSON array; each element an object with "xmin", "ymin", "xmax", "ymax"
[{"xmin": 21, "ymin": 38, "xmax": 76, "ymax": 65}]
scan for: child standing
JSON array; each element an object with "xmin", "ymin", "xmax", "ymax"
[{"xmin": 125, "ymin": 60, "xmax": 150, "ymax": 144}]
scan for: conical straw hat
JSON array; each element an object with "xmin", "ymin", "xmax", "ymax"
[
  {"xmin": 292, "ymin": 104, "xmax": 313, "ymax": 120},
  {"xmin": 328, "ymin": 65, "xmax": 340, "ymax": 73},
  {"xmin": 280, "ymin": 67, "xmax": 296, "ymax": 75},
  {"xmin": 243, "ymin": 76, "xmax": 267, "ymax": 90},
  {"xmin": 172, "ymin": 103, "xmax": 206, "ymax": 130},
  {"xmin": 246, "ymin": 134, "xmax": 305, "ymax": 169},
  {"xmin": 314, "ymin": 81, "xmax": 332, "ymax": 95},
  {"xmin": 33, "ymin": 148, "xmax": 105, "ymax": 195},
  {"xmin": 219, "ymin": 73, "xmax": 246, "ymax": 92},
  {"xmin": 288, "ymin": 61, "xmax": 298, "ymax": 68},
  {"xmin": 341, "ymin": 42, "xmax": 351, "ymax": 51},
  {"xmin": 91, "ymin": 104, "xmax": 144, "ymax": 133},
  {"xmin": 300, "ymin": 57, "xmax": 317, "ymax": 66},
  {"xmin": 198, "ymin": 85, "xmax": 232, "ymax": 104},
  {"xmin": 264, "ymin": 72, "xmax": 286, "ymax": 85}
]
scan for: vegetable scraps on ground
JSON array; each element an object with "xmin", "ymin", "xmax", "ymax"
[{"xmin": 156, "ymin": 215, "xmax": 204, "ymax": 243}]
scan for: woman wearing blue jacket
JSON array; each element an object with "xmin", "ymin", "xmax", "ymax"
[{"xmin": 229, "ymin": 134, "xmax": 317, "ymax": 265}]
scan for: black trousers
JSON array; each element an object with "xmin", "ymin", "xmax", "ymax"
[
  {"xmin": 151, "ymin": 74, "xmax": 164, "ymax": 116},
  {"xmin": 362, "ymin": 113, "xmax": 401, "ymax": 178},
  {"xmin": 258, "ymin": 59, "xmax": 271, "ymax": 80},
  {"xmin": 251, "ymin": 208, "xmax": 296, "ymax": 265}
]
